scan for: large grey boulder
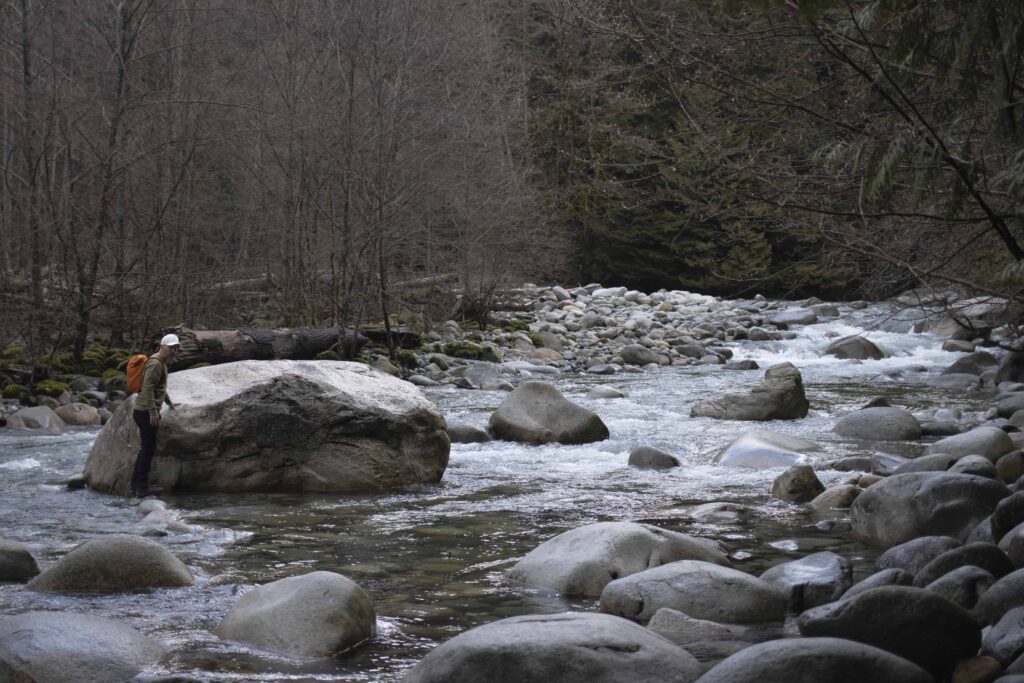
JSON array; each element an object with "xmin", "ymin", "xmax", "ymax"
[
  {"xmin": 645, "ymin": 608, "xmax": 780, "ymax": 663},
  {"xmin": 403, "ymin": 612, "xmax": 701, "ymax": 683},
  {"xmin": 943, "ymin": 351, "xmax": 999, "ymax": 376},
  {"xmin": 0, "ymin": 540, "xmax": 39, "ymax": 581},
  {"xmin": 5, "ymin": 406, "xmax": 66, "ymax": 434},
  {"xmin": 714, "ymin": 431, "xmax": 822, "ymax": 469},
  {"xmin": 691, "ymin": 363, "xmax": 809, "ymax": 421},
  {"xmin": 695, "ymin": 637, "xmax": 932, "ymax": 683},
  {"xmin": 26, "ymin": 534, "xmax": 193, "ymax": 592},
  {"xmin": 825, "ymin": 335, "xmax": 884, "ymax": 360},
  {"xmin": 447, "ymin": 422, "xmax": 491, "ymax": 444},
  {"xmin": 620, "ymin": 344, "xmax": 663, "ymax": 366},
  {"xmin": 770, "ymin": 465, "xmax": 824, "ymax": 503},
  {"xmin": 599, "ymin": 560, "xmax": 786, "ymax": 624},
  {"xmin": 976, "ymin": 568, "xmax": 1024, "ymax": 625},
  {"xmin": 832, "ymin": 407, "xmax": 921, "ymax": 441},
  {"xmin": 877, "ymin": 535, "xmax": 963, "ymax": 575},
  {"xmin": 770, "ymin": 308, "xmax": 817, "ymax": 326},
  {"xmin": 923, "ymin": 565, "xmax": 996, "ymax": 611},
  {"xmin": 488, "ymin": 381, "xmax": 609, "ymax": 444},
  {"xmin": 912, "ymin": 542, "xmax": 1013, "ymax": 586},
  {"xmin": 0, "ymin": 611, "xmax": 165, "ymax": 683},
  {"xmin": 628, "ymin": 446, "xmax": 679, "ymax": 469},
  {"xmin": 1001, "ymin": 522, "xmax": 1024, "ymax": 567},
  {"xmin": 797, "ymin": 586, "xmax": 981, "ymax": 678},
  {"xmin": 507, "ymin": 522, "xmax": 728, "ymax": 597},
  {"xmin": 983, "ymin": 606, "xmax": 1024, "ymax": 666},
  {"xmin": 216, "ymin": 571, "xmax": 374, "ymax": 657},
  {"xmin": 83, "ymin": 360, "xmax": 450, "ymax": 495},
  {"xmin": 998, "ymin": 393, "xmax": 1024, "ymax": 418},
  {"xmin": 842, "ymin": 568, "xmax": 914, "ymax": 600},
  {"xmin": 759, "ymin": 552, "xmax": 852, "ymax": 610},
  {"xmin": 923, "ymin": 425, "xmax": 1015, "ymax": 461},
  {"xmin": 999, "ymin": 353, "xmax": 1024, "ymax": 385},
  {"xmin": 851, "ymin": 472, "xmax": 1010, "ymax": 548},
  {"xmin": 54, "ymin": 403, "xmax": 102, "ymax": 426}
]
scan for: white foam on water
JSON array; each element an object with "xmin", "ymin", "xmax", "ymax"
[{"xmin": 0, "ymin": 457, "xmax": 41, "ymax": 470}]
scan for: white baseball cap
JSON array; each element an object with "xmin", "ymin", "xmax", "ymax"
[{"xmin": 160, "ymin": 333, "xmax": 181, "ymax": 347}]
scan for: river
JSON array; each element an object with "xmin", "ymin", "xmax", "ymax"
[{"xmin": 0, "ymin": 303, "xmax": 992, "ymax": 681}]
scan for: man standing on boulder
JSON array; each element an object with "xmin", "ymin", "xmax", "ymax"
[{"xmin": 131, "ymin": 333, "xmax": 179, "ymax": 497}]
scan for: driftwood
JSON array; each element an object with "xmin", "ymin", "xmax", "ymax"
[{"xmin": 166, "ymin": 326, "xmax": 368, "ymax": 370}]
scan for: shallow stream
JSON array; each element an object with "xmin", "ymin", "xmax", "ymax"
[{"xmin": 0, "ymin": 304, "xmax": 996, "ymax": 681}]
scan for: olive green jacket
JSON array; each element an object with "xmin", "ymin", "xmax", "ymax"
[{"xmin": 135, "ymin": 357, "xmax": 172, "ymax": 415}]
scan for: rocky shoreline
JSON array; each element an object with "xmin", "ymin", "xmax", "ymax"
[{"xmin": 3, "ymin": 283, "xmax": 1024, "ymax": 681}]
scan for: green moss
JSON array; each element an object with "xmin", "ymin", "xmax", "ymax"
[
  {"xmin": 0, "ymin": 342, "xmax": 24, "ymax": 360},
  {"xmin": 464, "ymin": 332, "xmax": 483, "ymax": 342},
  {"xmin": 397, "ymin": 349, "xmax": 419, "ymax": 368},
  {"xmin": 316, "ymin": 350, "xmax": 341, "ymax": 361},
  {"xmin": 528, "ymin": 332, "xmax": 543, "ymax": 347},
  {"xmin": 501, "ymin": 319, "xmax": 531, "ymax": 333},
  {"xmin": 1, "ymin": 383, "xmax": 27, "ymax": 400},
  {"xmin": 33, "ymin": 380, "xmax": 70, "ymax": 397},
  {"xmin": 443, "ymin": 341, "xmax": 483, "ymax": 359},
  {"xmin": 100, "ymin": 368, "xmax": 125, "ymax": 382}
]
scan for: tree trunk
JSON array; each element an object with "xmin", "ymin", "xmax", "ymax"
[{"xmin": 165, "ymin": 326, "xmax": 368, "ymax": 370}]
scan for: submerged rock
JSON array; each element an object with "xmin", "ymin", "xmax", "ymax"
[
  {"xmin": 825, "ymin": 335, "xmax": 884, "ymax": 360},
  {"xmin": 759, "ymin": 551, "xmax": 852, "ymax": 610},
  {"xmin": 628, "ymin": 446, "xmax": 680, "ymax": 469},
  {"xmin": 770, "ymin": 465, "xmax": 824, "ymax": 503},
  {"xmin": 83, "ymin": 360, "xmax": 450, "ymax": 495},
  {"xmin": 714, "ymin": 430, "xmax": 822, "ymax": 469},
  {"xmin": 0, "ymin": 539, "xmax": 39, "ymax": 581},
  {"xmin": 832, "ymin": 407, "xmax": 921, "ymax": 441},
  {"xmin": 489, "ymin": 381, "xmax": 609, "ymax": 444},
  {"xmin": 216, "ymin": 571, "xmax": 375, "ymax": 657},
  {"xmin": 507, "ymin": 522, "xmax": 728, "ymax": 597},
  {"xmin": 403, "ymin": 612, "xmax": 701, "ymax": 683},
  {"xmin": 691, "ymin": 363, "xmax": 809, "ymax": 421},
  {"xmin": 0, "ymin": 611, "xmax": 166, "ymax": 683},
  {"xmin": 5, "ymin": 406, "xmax": 66, "ymax": 434}
]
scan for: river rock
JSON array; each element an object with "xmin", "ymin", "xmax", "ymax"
[
  {"xmin": 5, "ymin": 406, "xmax": 66, "ymax": 434},
  {"xmin": 770, "ymin": 465, "xmax": 824, "ymax": 503},
  {"xmin": 695, "ymin": 637, "xmax": 932, "ymax": 683},
  {"xmin": 714, "ymin": 430, "xmax": 822, "ymax": 468},
  {"xmin": 809, "ymin": 484, "xmax": 861, "ymax": 509},
  {"xmin": 507, "ymin": 522, "xmax": 728, "ymax": 597},
  {"xmin": 983, "ymin": 606, "xmax": 1024, "ymax": 666},
  {"xmin": 770, "ymin": 308, "xmax": 817, "ymax": 326},
  {"xmin": 994, "ymin": 492, "xmax": 1024, "ymax": 541},
  {"xmin": 832, "ymin": 407, "xmax": 921, "ymax": 441},
  {"xmin": 620, "ymin": 344, "xmax": 663, "ymax": 366},
  {"xmin": 0, "ymin": 611, "xmax": 166, "ymax": 683},
  {"xmin": 83, "ymin": 361, "xmax": 450, "ymax": 495},
  {"xmin": 944, "ymin": 351, "xmax": 1000, "ymax": 376},
  {"xmin": 951, "ymin": 454, "xmax": 1000, "ymax": 478},
  {"xmin": 447, "ymin": 422, "xmax": 491, "ymax": 443},
  {"xmin": 403, "ymin": 611, "xmax": 701, "ymax": 683},
  {"xmin": 216, "ymin": 571, "xmax": 374, "ymax": 657},
  {"xmin": 759, "ymin": 551, "xmax": 852, "ymax": 610},
  {"xmin": 54, "ymin": 402, "xmax": 102, "ymax": 426},
  {"xmin": 931, "ymin": 373, "xmax": 983, "ymax": 390},
  {"xmin": 588, "ymin": 384, "xmax": 626, "ymax": 398},
  {"xmin": 26, "ymin": 534, "xmax": 193, "ymax": 592},
  {"xmin": 0, "ymin": 539, "xmax": 39, "ymax": 581},
  {"xmin": 923, "ymin": 565, "xmax": 996, "ymax": 611},
  {"xmin": 999, "ymin": 452, "xmax": 1024, "ymax": 483},
  {"xmin": 893, "ymin": 452, "xmax": 964, "ymax": 474},
  {"xmin": 999, "ymin": 394, "xmax": 1024, "ymax": 419},
  {"xmin": 488, "ymin": 381, "xmax": 609, "ymax": 444},
  {"xmin": 599, "ymin": 560, "xmax": 786, "ymax": 623},
  {"xmin": 912, "ymin": 542, "xmax": 1013, "ymax": 587},
  {"xmin": 1000, "ymin": 523, "xmax": 1024, "ymax": 567},
  {"xmin": 924, "ymin": 426, "xmax": 1015, "ymax": 461},
  {"xmin": 999, "ymin": 353, "xmax": 1024, "ymax": 385},
  {"xmin": 877, "ymin": 535, "xmax": 963, "ymax": 574},
  {"xmin": 842, "ymin": 568, "xmax": 914, "ymax": 599},
  {"xmin": 628, "ymin": 446, "xmax": 680, "ymax": 469},
  {"xmin": 978, "ymin": 568, "xmax": 1024, "ymax": 625},
  {"xmin": 691, "ymin": 363, "xmax": 809, "ymax": 421},
  {"xmin": 825, "ymin": 335, "xmax": 884, "ymax": 360},
  {"xmin": 797, "ymin": 585, "xmax": 981, "ymax": 677},
  {"xmin": 851, "ymin": 473, "xmax": 1010, "ymax": 548}
]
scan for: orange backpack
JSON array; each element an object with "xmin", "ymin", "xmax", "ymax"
[{"xmin": 125, "ymin": 354, "xmax": 152, "ymax": 393}]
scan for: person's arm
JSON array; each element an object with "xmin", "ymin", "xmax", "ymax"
[{"xmin": 164, "ymin": 393, "xmax": 175, "ymax": 410}]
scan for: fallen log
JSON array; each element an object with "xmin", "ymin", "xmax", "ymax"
[{"xmin": 165, "ymin": 326, "xmax": 368, "ymax": 370}]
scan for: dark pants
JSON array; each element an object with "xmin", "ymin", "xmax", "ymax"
[{"xmin": 131, "ymin": 409, "xmax": 158, "ymax": 492}]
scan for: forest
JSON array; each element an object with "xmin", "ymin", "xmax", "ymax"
[{"xmin": 2, "ymin": 0, "xmax": 1023, "ymax": 361}]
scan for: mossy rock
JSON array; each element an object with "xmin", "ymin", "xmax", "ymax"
[
  {"xmin": 0, "ymin": 342, "xmax": 24, "ymax": 360},
  {"xmin": 49, "ymin": 352, "xmax": 77, "ymax": 374},
  {"xmin": 100, "ymin": 368, "xmax": 125, "ymax": 383},
  {"xmin": 397, "ymin": 350, "xmax": 419, "ymax": 369},
  {"xmin": 1, "ymin": 383, "xmax": 28, "ymax": 400},
  {"xmin": 528, "ymin": 332, "xmax": 543, "ymax": 347},
  {"xmin": 34, "ymin": 380, "xmax": 70, "ymax": 397},
  {"xmin": 464, "ymin": 332, "xmax": 483, "ymax": 343},
  {"xmin": 443, "ymin": 342, "xmax": 483, "ymax": 360},
  {"xmin": 501, "ymin": 319, "xmax": 531, "ymax": 333},
  {"xmin": 316, "ymin": 350, "xmax": 341, "ymax": 361}
]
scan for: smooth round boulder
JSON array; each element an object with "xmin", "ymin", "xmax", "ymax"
[
  {"xmin": 620, "ymin": 344, "xmax": 663, "ymax": 366},
  {"xmin": 759, "ymin": 551, "xmax": 852, "ymax": 610},
  {"xmin": 26, "ymin": 534, "xmax": 193, "ymax": 592},
  {"xmin": 84, "ymin": 360, "xmax": 450, "ymax": 495},
  {"xmin": 54, "ymin": 402, "xmax": 102, "ymax": 426},
  {"xmin": 809, "ymin": 485, "xmax": 861, "ymax": 509},
  {"xmin": 0, "ymin": 539, "xmax": 40, "ymax": 581},
  {"xmin": 5, "ymin": 406, "xmax": 66, "ymax": 434},
  {"xmin": 447, "ymin": 422, "xmax": 491, "ymax": 444},
  {"xmin": 924, "ymin": 426, "xmax": 1015, "ymax": 461},
  {"xmin": 923, "ymin": 565, "xmax": 995, "ymax": 611},
  {"xmin": 832, "ymin": 407, "xmax": 921, "ymax": 441},
  {"xmin": 403, "ymin": 612, "xmax": 701, "ymax": 683},
  {"xmin": 944, "ymin": 351, "xmax": 999, "ymax": 376},
  {"xmin": 770, "ymin": 465, "xmax": 824, "ymax": 503},
  {"xmin": 983, "ymin": 606, "xmax": 1024, "ymax": 666},
  {"xmin": 488, "ymin": 381, "xmax": 609, "ymax": 444},
  {"xmin": 691, "ymin": 363, "xmax": 809, "ymax": 421},
  {"xmin": 930, "ymin": 373, "xmax": 982, "ymax": 390},
  {"xmin": 912, "ymin": 542, "xmax": 1014, "ymax": 586},
  {"xmin": 951, "ymin": 454, "xmax": 999, "ymax": 478},
  {"xmin": 842, "ymin": 568, "xmax": 914, "ymax": 600},
  {"xmin": 994, "ymin": 492, "xmax": 1024, "ymax": 541},
  {"xmin": 892, "ymin": 452, "xmax": 964, "ymax": 474},
  {"xmin": 770, "ymin": 308, "xmax": 817, "ymax": 326},
  {"xmin": 216, "ymin": 571, "xmax": 374, "ymax": 657},
  {"xmin": 1000, "ymin": 393, "xmax": 1024, "ymax": 418},
  {"xmin": 797, "ymin": 586, "xmax": 981, "ymax": 678},
  {"xmin": 825, "ymin": 335, "xmax": 884, "ymax": 361},
  {"xmin": 507, "ymin": 522, "xmax": 728, "ymax": 597},
  {"xmin": 588, "ymin": 385, "xmax": 626, "ymax": 399},
  {"xmin": 877, "ymin": 536, "xmax": 962, "ymax": 574},
  {"xmin": 599, "ymin": 560, "xmax": 786, "ymax": 623},
  {"xmin": 714, "ymin": 430, "xmax": 821, "ymax": 469},
  {"xmin": 1000, "ymin": 522, "xmax": 1024, "ymax": 567},
  {"xmin": 0, "ymin": 611, "xmax": 165, "ymax": 683},
  {"xmin": 976, "ymin": 568, "xmax": 1024, "ymax": 625},
  {"xmin": 851, "ymin": 473, "xmax": 1010, "ymax": 548},
  {"xmin": 628, "ymin": 446, "xmax": 680, "ymax": 469},
  {"xmin": 695, "ymin": 637, "xmax": 932, "ymax": 683}
]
